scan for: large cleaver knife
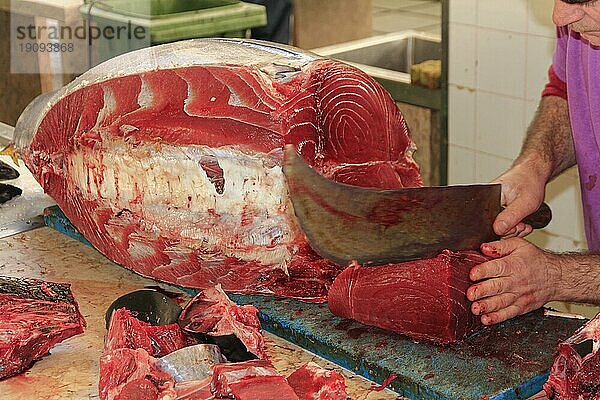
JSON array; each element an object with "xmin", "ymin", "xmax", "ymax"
[{"xmin": 282, "ymin": 144, "xmax": 552, "ymax": 266}]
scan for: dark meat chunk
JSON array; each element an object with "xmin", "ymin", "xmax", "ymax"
[
  {"xmin": 179, "ymin": 285, "xmax": 266, "ymax": 360},
  {"xmin": 105, "ymin": 308, "xmax": 194, "ymax": 357},
  {"xmin": 0, "ymin": 276, "xmax": 85, "ymax": 379},
  {"xmin": 544, "ymin": 313, "xmax": 600, "ymax": 399}
]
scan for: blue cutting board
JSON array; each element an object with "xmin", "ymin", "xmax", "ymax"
[{"xmin": 43, "ymin": 206, "xmax": 584, "ymax": 400}]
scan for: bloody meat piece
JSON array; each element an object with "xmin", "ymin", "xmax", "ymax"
[
  {"xmin": 171, "ymin": 378, "xmax": 214, "ymax": 400},
  {"xmin": 0, "ymin": 276, "xmax": 85, "ymax": 380},
  {"xmin": 99, "ymin": 348, "xmax": 176, "ymax": 400},
  {"xmin": 100, "ymin": 308, "xmax": 194, "ymax": 399},
  {"xmin": 287, "ymin": 362, "xmax": 348, "ymax": 400},
  {"xmin": 15, "ymin": 38, "xmax": 421, "ymax": 302},
  {"xmin": 105, "ymin": 308, "xmax": 194, "ymax": 357},
  {"xmin": 212, "ymin": 359, "xmax": 299, "ymax": 400},
  {"xmin": 328, "ymin": 250, "xmax": 488, "ymax": 344},
  {"xmin": 544, "ymin": 313, "xmax": 600, "ymax": 399},
  {"xmin": 179, "ymin": 285, "xmax": 266, "ymax": 360}
]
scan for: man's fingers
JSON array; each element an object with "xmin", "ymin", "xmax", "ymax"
[
  {"xmin": 493, "ymin": 197, "xmax": 539, "ymax": 236},
  {"xmin": 470, "ymin": 257, "xmax": 511, "ymax": 282},
  {"xmin": 480, "ymin": 237, "xmax": 525, "ymax": 259},
  {"xmin": 467, "ymin": 277, "xmax": 507, "ymax": 301},
  {"xmin": 471, "ymin": 292, "xmax": 517, "ymax": 315},
  {"xmin": 481, "ymin": 305, "xmax": 522, "ymax": 325},
  {"xmin": 517, "ymin": 224, "xmax": 533, "ymax": 237}
]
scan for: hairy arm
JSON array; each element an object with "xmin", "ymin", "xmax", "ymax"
[
  {"xmin": 514, "ymin": 95, "xmax": 576, "ymax": 181},
  {"xmin": 493, "ymin": 95, "xmax": 576, "ymax": 236},
  {"xmin": 552, "ymin": 252, "xmax": 600, "ymax": 304}
]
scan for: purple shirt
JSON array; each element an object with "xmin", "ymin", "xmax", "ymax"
[{"xmin": 552, "ymin": 26, "xmax": 600, "ymax": 251}]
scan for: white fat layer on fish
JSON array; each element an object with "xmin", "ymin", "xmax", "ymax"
[
  {"xmin": 67, "ymin": 140, "xmax": 294, "ymax": 267},
  {"xmin": 221, "ymin": 366, "xmax": 278, "ymax": 382},
  {"xmin": 95, "ymin": 86, "xmax": 117, "ymax": 128},
  {"xmin": 138, "ymin": 77, "xmax": 154, "ymax": 108}
]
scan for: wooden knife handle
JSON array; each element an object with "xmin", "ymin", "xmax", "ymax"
[{"xmin": 523, "ymin": 202, "xmax": 552, "ymax": 229}]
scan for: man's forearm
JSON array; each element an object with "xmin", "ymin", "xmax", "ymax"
[
  {"xmin": 514, "ymin": 95, "xmax": 576, "ymax": 182},
  {"xmin": 550, "ymin": 252, "xmax": 600, "ymax": 304}
]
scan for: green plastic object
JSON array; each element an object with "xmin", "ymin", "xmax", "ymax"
[
  {"xmin": 81, "ymin": 1, "xmax": 266, "ymax": 65},
  {"xmin": 86, "ymin": 0, "xmax": 242, "ymax": 18}
]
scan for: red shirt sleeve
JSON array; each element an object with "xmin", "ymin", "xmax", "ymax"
[{"xmin": 541, "ymin": 65, "xmax": 567, "ymax": 100}]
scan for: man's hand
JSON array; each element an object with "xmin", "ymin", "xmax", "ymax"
[
  {"xmin": 467, "ymin": 238, "xmax": 561, "ymax": 325},
  {"xmin": 493, "ymin": 164, "xmax": 547, "ymax": 238}
]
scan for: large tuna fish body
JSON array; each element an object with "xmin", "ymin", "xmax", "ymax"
[{"xmin": 15, "ymin": 39, "xmax": 421, "ymax": 302}]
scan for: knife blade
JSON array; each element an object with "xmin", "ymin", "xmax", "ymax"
[
  {"xmin": 282, "ymin": 144, "xmax": 551, "ymax": 266},
  {"xmin": 0, "ymin": 215, "xmax": 45, "ymax": 239}
]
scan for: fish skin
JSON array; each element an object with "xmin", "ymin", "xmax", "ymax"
[
  {"xmin": 0, "ymin": 160, "xmax": 19, "ymax": 181},
  {"xmin": 0, "ymin": 183, "xmax": 21, "ymax": 204}
]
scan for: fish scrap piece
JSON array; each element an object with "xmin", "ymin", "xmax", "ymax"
[
  {"xmin": 287, "ymin": 362, "xmax": 348, "ymax": 400},
  {"xmin": 99, "ymin": 347, "xmax": 176, "ymax": 400},
  {"xmin": 0, "ymin": 276, "xmax": 85, "ymax": 380},
  {"xmin": 212, "ymin": 359, "xmax": 299, "ymax": 400},
  {"xmin": 14, "ymin": 38, "xmax": 421, "ymax": 302},
  {"xmin": 105, "ymin": 308, "xmax": 195, "ymax": 357},
  {"xmin": 544, "ymin": 312, "xmax": 600, "ymax": 399},
  {"xmin": 179, "ymin": 285, "xmax": 266, "ymax": 360},
  {"xmin": 99, "ymin": 286, "xmax": 351, "ymax": 400}
]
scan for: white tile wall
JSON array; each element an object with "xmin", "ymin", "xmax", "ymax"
[
  {"xmin": 448, "ymin": 145, "xmax": 477, "ymax": 184},
  {"xmin": 448, "ymin": 0, "xmax": 586, "ymax": 249},
  {"xmin": 525, "ymin": 35, "xmax": 556, "ymax": 100},
  {"xmin": 449, "ymin": 0, "xmax": 477, "ymax": 25},
  {"xmin": 476, "ymin": 92, "xmax": 526, "ymax": 159},
  {"xmin": 448, "ymin": 86, "xmax": 476, "ymax": 148},
  {"xmin": 474, "ymin": 152, "xmax": 512, "ymax": 183},
  {"xmin": 477, "ymin": 29, "xmax": 527, "ymax": 98},
  {"xmin": 527, "ymin": 0, "xmax": 557, "ymax": 38},
  {"xmin": 448, "ymin": 24, "xmax": 478, "ymax": 89},
  {"xmin": 478, "ymin": 0, "xmax": 528, "ymax": 34}
]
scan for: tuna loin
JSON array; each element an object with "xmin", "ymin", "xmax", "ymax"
[
  {"xmin": 14, "ymin": 38, "xmax": 421, "ymax": 302},
  {"xmin": 544, "ymin": 312, "xmax": 600, "ymax": 399},
  {"xmin": 0, "ymin": 276, "xmax": 85, "ymax": 379},
  {"xmin": 327, "ymin": 250, "xmax": 488, "ymax": 344}
]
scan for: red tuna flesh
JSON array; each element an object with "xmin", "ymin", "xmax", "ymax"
[
  {"xmin": 327, "ymin": 250, "xmax": 488, "ymax": 344},
  {"xmin": 14, "ymin": 38, "xmax": 421, "ymax": 302},
  {"xmin": 179, "ymin": 285, "xmax": 266, "ymax": 360},
  {"xmin": 212, "ymin": 359, "xmax": 299, "ymax": 400},
  {"xmin": 0, "ymin": 276, "xmax": 85, "ymax": 380},
  {"xmin": 101, "ymin": 308, "xmax": 192, "ymax": 399},
  {"xmin": 287, "ymin": 362, "xmax": 348, "ymax": 400},
  {"xmin": 105, "ymin": 308, "xmax": 194, "ymax": 357},
  {"xmin": 544, "ymin": 313, "xmax": 600, "ymax": 399},
  {"xmin": 99, "ymin": 347, "xmax": 175, "ymax": 400}
]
